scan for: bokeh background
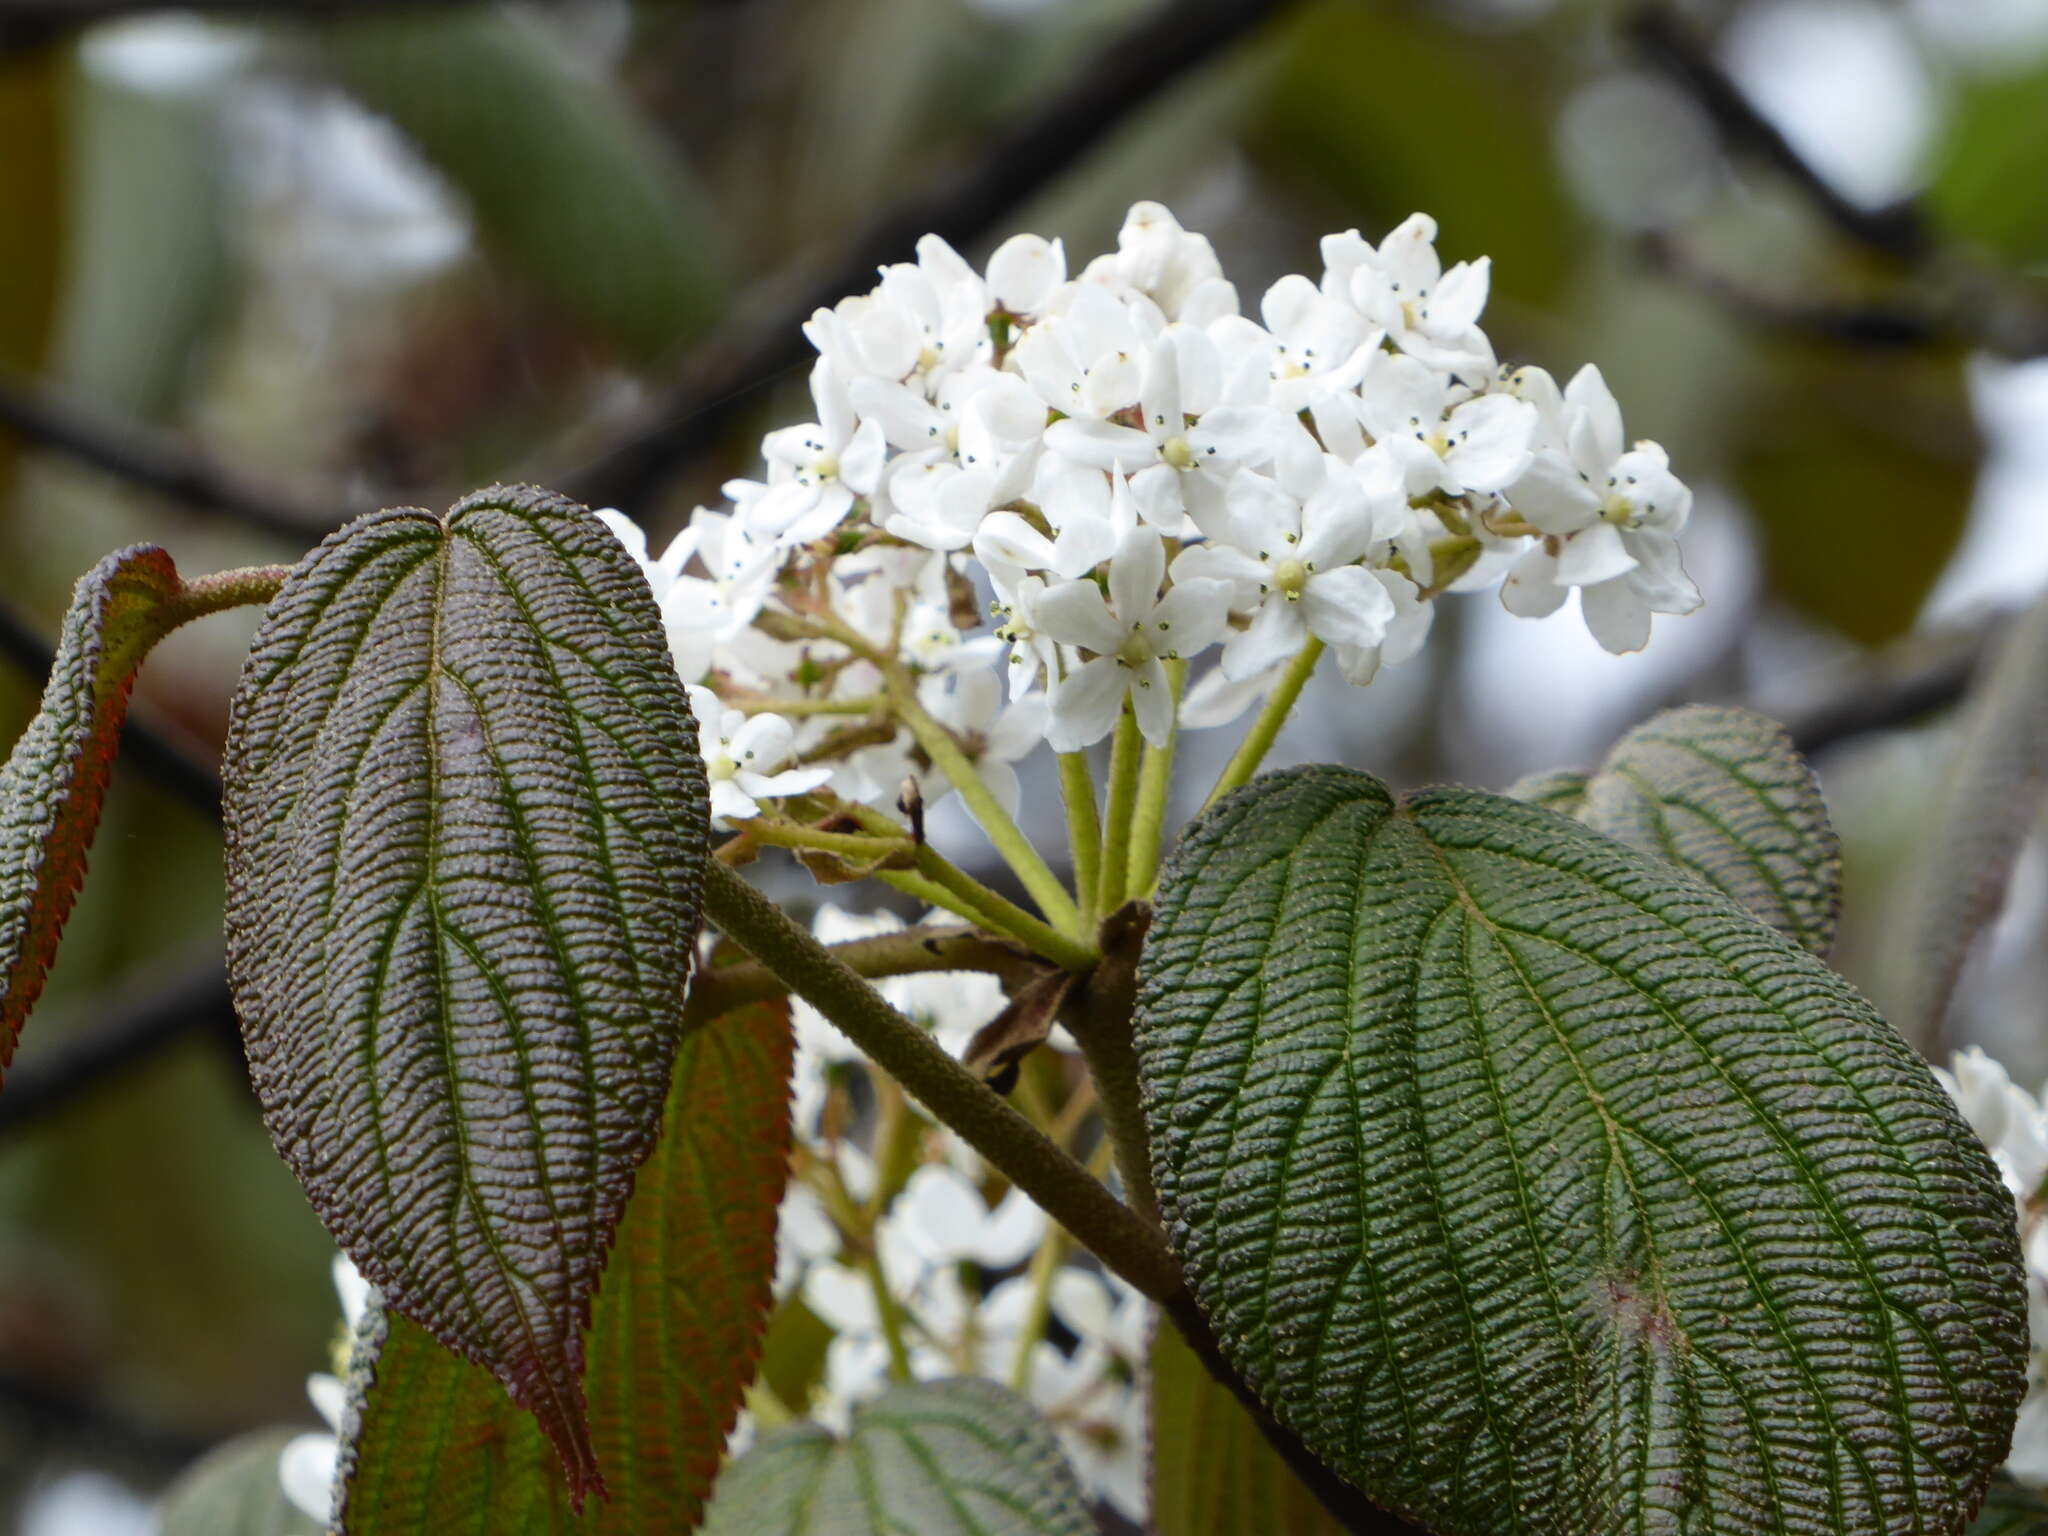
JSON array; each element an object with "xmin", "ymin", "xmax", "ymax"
[{"xmin": 1, "ymin": 0, "xmax": 2046, "ymax": 1527}]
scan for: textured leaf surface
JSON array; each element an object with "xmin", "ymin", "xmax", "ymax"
[
  {"xmin": 1884, "ymin": 592, "xmax": 2048, "ymax": 1041},
  {"xmin": 1972, "ymin": 1478, "xmax": 2048, "ymax": 1535},
  {"xmin": 158, "ymin": 1429, "xmax": 326, "ymax": 1536},
  {"xmin": 0, "ymin": 544, "xmax": 185, "ymax": 1074},
  {"xmin": 1504, "ymin": 768, "xmax": 1587, "ymax": 817},
  {"xmin": 1149, "ymin": 1317, "xmax": 1348, "ymax": 1536},
  {"xmin": 223, "ymin": 485, "xmax": 709, "ymax": 1500},
  {"xmin": 699, "ymin": 1378, "xmax": 1097, "ymax": 1536},
  {"xmin": 336, "ymin": 998, "xmax": 795, "ymax": 1533},
  {"xmin": 1573, "ymin": 705, "xmax": 1840, "ymax": 955},
  {"xmin": 1136, "ymin": 764, "xmax": 2027, "ymax": 1536}
]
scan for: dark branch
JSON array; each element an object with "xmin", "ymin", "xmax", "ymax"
[
  {"xmin": 1783, "ymin": 621, "xmax": 1999, "ymax": 758},
  {"xmin": 0, "ymin": 957, "xmax": 237, "ymax": 1140},
  {"xmin": 1624, "ymin": 4, "xmax": 1928, "ymax": 261},
  {"xmin": 556, "ymin": 0, "xmax": 1299, "ymax": 512},
  {"xmin": 0, "ymin": 373, "xmax": 363, "ymax": 543},
  {"xmin": 1637, "ymin": 233, "xmax": 1946, "ymax": 350}
]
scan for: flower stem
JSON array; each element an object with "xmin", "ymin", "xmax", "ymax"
[
  {"xmin": 1202, "ymin": 638, "xmax": 1325, "ymax": 812},
  {"xmin": 865, "ymin": 1250, "xmax": 915, "ymax": 1383},
  {"xmin": 836, "ymin": 801, "xmax": 1097, "ymax": 971},
  {"xmin": 1007, "ymin": 1224, "xmax": 1068, "ymax": 1394},
  {"xmin": 1056, "ymin": 751, "xmax": 1102, "ymax": 927},
  {"xmin": 1095, "ymin": 709, "xmax": 1143, "ymax": 914},
  {"xmin": 1126, "ymin": 659, "xmax": 1184, "ymax": 901},
  {"xmin": 884, "ymin": 669, "xmax": 1084, "ymax": 939},
  {"xmin": 699, "ymin": 859, "xmax": 1181, "ymax": 1302}
]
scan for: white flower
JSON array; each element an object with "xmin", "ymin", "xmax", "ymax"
[
  {"xmin": 1497, "ymin": 364, "xmax": 1700, "ymax": 654},
  {"xmin": 986, "ymin": 562, "xmax": 1064, "ymax": 698},
  {"xmin": 869, "ymin": 370, "xmax": 1045, "ymax": 552},
  {"xmin": 920, "ymin": 667, "xmax": 1050, "ymax": 820},
  {"xmin": 1172, "ymin": 426, "xmax": 1403, "ymax": 680},
  {"xmin": 1324, "ymin": 212, "xmax": 1493, "ymax": 377},
  {"xmin": 623, "ymin": 508, "xmax": 780, "ymax": 684},
  {"xmin": 1079, "ymin": 201, "xmax": 1237, "ymax": 325},
  {"xmin": 278, "ymin": 1255, "xmax": 372, "ymax": 1525},
  {"xmin": 1042, "ymin": 324, "xmax": 1283, "ymax": 532},
  {"xmin": 1356, "ymin": 351, "xmax": 1535, "ymax": 498},
  {"xmin": 687, "ymin": 686, "xmax": 834, "ymax": 823},
  {"xmin": 1249, "ymin": 272, "xmax": 1378, "ymax": 414},
  {"xmin": 803, "ymin": 234, "xmax": 989, "ymax": 392},
  {"xmin": 1036, "ymin": 519, "xmax": 1231, "ymax": 750},
  {"xmin": 752, "ymin": 361, "xmax": 888, "ymax": 545},
  {"xmin": 986, "ymin": 232, "xmax": 1067, "ymax": 318}
]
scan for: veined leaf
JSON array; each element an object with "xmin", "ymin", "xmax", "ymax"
[
  {"xmin": 1503, "ymin": 768, "xmax": 1587, "ymax": 817},
  {"xmin": 222, "ymin": 485, "xmax": 709, "ymax": 1502},
  {"xmin": 1972, "ymin": 1478, "xmax": 2048, "ymax": 1535},
  {"xmin": 699, "ymin": 1378, "xmax": 1097, "ymax": 1536},
  {"xmin": 1149, "ymin": 1318, "xmax": 1348, "ymax": 1536},
  {"xmin": 1137, "ymin": 765, "xmax": 2026, "ymax": 1536},
  {"xmin": 1542, "ymin": 704, "xmax": 1841, "ymax": 955},
  {"xmin": 335, "ymin": 998, "xmax": 795, "ymax": 1533},
  {"xmin": 1884, "ymin": 591, "xmax": 2048, "ymax": 1042},
  {"xmin": 0, "ymin": 544, "xmax": 189, "ymax": 1074},
  {"xmin": 158, "ymin": 1428, "xmax": 326, "ymax": 1536}
]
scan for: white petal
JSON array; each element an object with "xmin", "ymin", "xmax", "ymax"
[
  {"xmin": 278, "ymin": 1434, "xmax": 340, "ymax": 1525},
  {"xmin": 967, "ymin": 1188, "xmax": 1047, "ymax": 1269},
  {"xmin": 1148, "ymin": 578, "xmax": 1232, "ymax": 656},
  {"xmin": 987, "ymin": 233, "xmax": 1065, "ymax": 313},
  {"xmin": 1442, "ymin": 394, "xmax": 1535, "ymax": 494},
  {"xmin": 1501, "ymin": 551, "xmax": 1569, "ymax": 619},
  {"xmin": 1565, "ymin": 363, "xmax": 1626, "ymax": 468},
  {"xmin": 306, "ymin": 1372, "xmax": 346, "ymax": 1434},
  {"xmin": 1581, "ymin": 578, "xmax": 1653, "ymax": 654},
  {"xmin": 1504, "ymin": 451, "xmax": 1601, "ymax": 534},
  {"xmin": 1107, "ymin": 525, "xmax": 1166, "ymax": 624},
  {"xmin": 1048, "ymin": 658, "xmax": 1128, "ymax": 751},
  {"xmin": 1553, "ymin": 522, "xmax": 1638, "ymax": 587},
  {"xmin": 1301, "ymin": 564, "xmax": 1397, "ymax": 650},
  {"xmin": 709, "ymin": 781, "xmax": 762, "ymax": 822},
  {"xmin": 1046, "ymin": 417, "xmax": 1155, "ymax": 472},
  {"xmin": 1035, "ymin": 579, "xmax": 1125, "ymax": 653},
  {"xmin": 975, "ymin": 512, "xmax": 1061, "ymax": 574},
  {"xmin": 1222, "ymin": 598, "xmax": 1307, "ymax": 681},
  {"xmin": 1129, "ymin": 656, "xmax": 1174, "ymax": 746}
]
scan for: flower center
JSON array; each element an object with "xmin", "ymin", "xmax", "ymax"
[
  {"xmin": 1273, "ymin": 558, "xmax": 1310, "ymax": 597},
  {"xmin": 1161, "ymin": 434, "xmax": 1195, "ymax": 470},
  {"xmin": 917, "ymin": 345, "xmax": 941, "ymax": 373},
  {"xmin": 1118, "ymin": 629, "xmax": 1154, "ymax": 667},
  {"xmin": 812, "ymin": 453, "xmax": 841, "ymax": 483},
  {"xmin": 1601, "ymin": 494, "xmax": 1635, "ymax": 526},
  {"xmin": 707, "ymin": 753, "xmax": 738, "ymax": 782}
]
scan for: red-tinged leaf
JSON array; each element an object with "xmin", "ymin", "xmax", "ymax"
[
  {"xmin": 0, "ymin": 544, "xmax": 187, "ymax": 1075},
  {"xmin": 334, "ymin": 999, "xmax": 796, "ymax": 1534},
  {"xmin": 223, "ymin": 486, "xmax": 711, "ymax": 1503}
]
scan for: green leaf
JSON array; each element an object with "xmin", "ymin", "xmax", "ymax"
[
  {"xmin": 1562, "ymin": 704, "xmax": 1841, "ymax": 956},
  {"xmin": 699, "ymin": 1378, "xmax": 1098, "ymax": 1536},
  {"xmin": 335, "ymin": 997, "xmax": 796, "ymax": 1533},
  {"xmin": 326, "ymin": 12, "xmax": 727, "ymax": 362},
  {"xmin": 1504, "ymin": 768, "xmax": 1588, "ymax": 817},
  {"xmin": 1928, "ymin": 63, "xmax": 2048, "ymax": 267},
  {"xmin": 0, "ymin": 544, "xmax": 189, "ymax": 1074},
  {"xmin": 159, "ymin": 1428, "xmax": 327, "ymax": 1536},
  {"xmin": 1149, "ymin": 1318, "xmax": 1348, "ymax": 1536},
  {"xmin": 222, "ymin": 485, "xmax": 710, "ymax": 1502},
  {"xmin": 1883, "ymin": 591, "xmax": 2048, "ymax": 1042},
  {"xmin": 1137, "ymin": 764, "xmax": 2027, "ymax": 1536},
  {"xmin": 1972, "ymin": 1478, "xmax": 2048, "ymax": 1536},
  {"xmin": 1737, "ymin": 346, "xmax": 1976, "ymax": 646}
]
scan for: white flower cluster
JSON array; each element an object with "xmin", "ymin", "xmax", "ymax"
[
  {"xmin": 1934, "ymin": 1047, "xmax": 2048, "ymax": 1485},
  {"xmin": 768, "ymin": 904, "xmax": 1152, "ymax": 1518},
  {"xmin": 602, "ymin": 201, "xmax": 1698, "ymax": 829}
]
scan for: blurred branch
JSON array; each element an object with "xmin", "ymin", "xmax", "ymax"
[
  {"xmin": 0, "ymin": 0, "xmax": 495, "ymax": 53},
  {"xmin": 1779, "ymin": 618, "xmax": 2002, "ymax": 757},
  {"xmin": 1624, "ymin": 4, "xmax": 1927, "ymax": 261},
  {"xmin": 555, "ymin": 0, "xmax": 1299, "ymax": 512},
  {"xmin": 0, "ymin": 372, "xmax": 365, "ymax": 542},
  {"xmin": 1626, "ymin": 7, "xmax": 2048, "ymax": 359},
  {"xmin": 0, "ymin": 956, "xmax": 237, "ymax": 1140}
]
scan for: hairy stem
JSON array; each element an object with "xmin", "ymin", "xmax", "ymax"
[
  {"xmin": 699, "ymin": 859, "xmax": 1181, "ymax": 1301},
  {"xmin": 1063, "ymin": 902, "xmax": 1161, "ymax": 1227},
  {"xmin": 161, "ymin": 563, "xmax": 291, "ymax": 627},
  {"xmin": 685, "ymin": 923, "xmax": 1045, "ymax": 1025},
  {"xmin": 1096, "ymin": 709, "xmax": 1143, "ymax": 914},
  {"xmin": 1203, "ymin": 638, "xmax": 1324, "ymax": 810},
  {"xmin": 1127, "ymin": 659, "xmax": 1185, "ymax": 900},
  {"xmin": 1056, "ymin": 750, "xmax": 1102, "ymax": 928}
]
